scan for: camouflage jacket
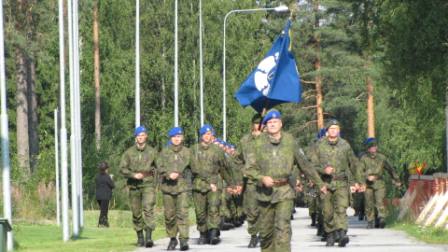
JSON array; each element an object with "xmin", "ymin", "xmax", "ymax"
[
  {"xmin": 359, "ymin": 152, "xmax": 400, "ymax": 187},
  {"xmin": 156, "ymin": 144, "xmax": 192, "ymax": 194},
  {"xmin": 120, "ymin": 144, "xmax": 158, "ymax": 189},
  {"xmin": 191, "ymin": 142, "xmax": 234, "ymax": 193},
  {"xmin": 226, "ymin": 152, "xmax": 244, "ymax": 186},
  {"xmin": 240, "ymin": 133, "xmax": 258, "ymax": 184},
  {"xmin": 308, "ymin": 137, "xmax": 362, "ymax": 188},
  {"xmin": 245, "ymin": 132, "xmax": 324, "ymax": 203}
]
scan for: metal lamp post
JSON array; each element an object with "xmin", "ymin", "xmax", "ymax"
[{"xmin": 222, "ymin": 5, "xmax": 289, "ymax": 141}]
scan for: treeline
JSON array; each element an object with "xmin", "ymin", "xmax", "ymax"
[{"xmin": 2, "ymin": 0, "xmax": 447, "ymax": 215}]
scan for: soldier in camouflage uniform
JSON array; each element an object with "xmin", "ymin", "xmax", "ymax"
[
  {"xmin": 191, "ymin": 124, "xmax": 235, "ymax": 245},
  {"xmin": 221, "ymin": 144, "xmax": 244, "ymax": 229},
  {"xmin": 359, "ymin": 138, "xmax": 401, "ymax": 229},
  {"xmin": 240, "ymin": 114, "xmax": 263, "ymax": 248},
  {"xmin": 308, "ymin": 120, "xmax": 364, "ymax": 247},
  {"xmin": 157, "ymin": 127, "xmax": 192, "ymax": 251},
  {"xmin": 120, "ymin": 126, "xmax": 158, "ymax": 247},
  {"xmin": 246, "ymin": 110, "xmax": 326, "ymax": 252}
]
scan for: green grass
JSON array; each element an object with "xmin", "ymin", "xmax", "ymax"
[
  {"xmin": 13, "ymin": 209, "xmax": 168, "ymax": 252},
  {"xmin": 390, "ymin": 222, "xmax": 448, "ymax": 244}
]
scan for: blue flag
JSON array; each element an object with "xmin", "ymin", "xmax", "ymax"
[{"xmin": 234, "ymin": 20, "xmax": 301, "ymax": 113}]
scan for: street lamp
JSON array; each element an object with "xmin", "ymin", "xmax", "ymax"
[{"xmin": 222, "ymin": 5, "xmax": 289, "ymax": 141}]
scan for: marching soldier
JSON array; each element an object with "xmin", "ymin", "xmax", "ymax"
[
  {"xmin": 240, "ymin": 114, "xmax": 263, "ymax": 248},
  {"xmin": 359, "ymin": 138, "xmax": 401, "ymax": 229},
  {"xmin": 191, "ymin": 124, "xmax": 235, "ymax": 245},
  {"xmin": 120, "ymin": 126, "xmax": 158, "ymax": 247},
  {"xmin": 246, "ymin": 110, "xmax": 326, "ymax": 252},
  {"xmin": 308, "ymin": 120, "xmax": 364, "ymax": 247},
  {"xmin": 157, "ymin": 127, "xmax": 192, "ymax": 250}
]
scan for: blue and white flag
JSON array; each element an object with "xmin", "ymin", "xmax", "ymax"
[{"xmin": 235, "ymin": 20, "xmax": 301, "ymax": 112}]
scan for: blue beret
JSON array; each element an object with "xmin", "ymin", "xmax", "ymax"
[
  {"xmin": 317, "ymin": 128, "xmax": 327, "ymax": 139},
  {"xmin": 262, "ymin": 109, "xmax": 282, "ymax": 125},
  {"xmin": 228, "ymin": 144, "xmax": 235, "ymax": 149},
  {"xmin": 168, "ymin": 127, "xmax": 183, "ymax": 137},
  {"xmin": 134, "ymin": 126, "xmax": 147, "ymax": 136},
  {"xmin": 364, "ymin": 137, "xmax": 377, "ymax": 147},
  {"xmin": 199, "ymin": 124, "xmax": 215, "ymax": 136}
]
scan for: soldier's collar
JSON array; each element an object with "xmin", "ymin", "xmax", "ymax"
[
  {"xmin": 326, "ymin": 137, "xmax": 339, "ymax": 145},
  {"xmin": 368, "ymin": 152, "xmax": 377, "ymax": 158},
  {"xmin": 171, "ymin": 144, "xmax": 183, "ymax": 152},
  {"xmin": 135, "ymin": 143, "xmax": 146, "ymax": 151},
  {"xmin": 200, "ymin": 142, "xmax": 210, "ymax": 150},
  {"xmin": 267, "ymin": 133, "xmax": 282, "ymax": 145}
]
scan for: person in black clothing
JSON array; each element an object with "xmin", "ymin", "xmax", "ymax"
[{"xmin": 96, "ymin": 161, "xmax": 115, "ymax": 227}]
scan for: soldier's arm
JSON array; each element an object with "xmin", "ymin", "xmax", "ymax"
[
  {"xmin": 307, "ymin": 144, "xmax": 326, "ymax": 175},
  {"xmin": 230, "ymin": 154, "xmax": 244, "ymax": 185},
  {"xmin": 384, "ymin": 158, "xmax": 400, "ymax": 182},
  {"xmin": 155, "ymin": 150, "xmax": 169, "ymax": 178},
  {"xmin": 294, "ymin": 144, "xmax": 324, "ymax": 189},
  {"xmin": 347, "ymin": 147, "xmax": 363, "ymax": 184},
  {"xmin": 119, "ymin": 151, "xmax": 136, "ymax": 178},
  {"xmin": 217, "ymin": 153, "xmax": 235, "ymax": 186}
]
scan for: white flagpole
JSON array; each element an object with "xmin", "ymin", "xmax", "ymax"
[{"xmin": 0, "ymin": 0, "xmax": 13, "ymax": 249}]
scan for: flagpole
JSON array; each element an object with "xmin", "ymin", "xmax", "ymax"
[
  {"xmin": 135, "ymin": 0, "xmax": 140, "ymax": 127},
  {"xmin": 174, "ymin": 0, "xmax": 179, "ymax": 127},
  {"xmin": 58, "ymin": 0, "xmax": 70, "ymax": 241},
  {"xmin": 222, "ymin": 5, "xmax": 288, "ymax": 141},
  {"xmin": 0, "ymin": 0, "xmax": 13, "ymax": 249},
  {"xmin": 199, "ymin": 0, "xmax": 204, "ymax": 126}
]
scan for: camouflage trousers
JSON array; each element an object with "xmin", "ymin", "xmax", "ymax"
[
  {"xmin": 193, "ymin": 190, "xmax": 221, "ymax": 232},
  {"xmin": 221, "ymin": 191, "xmax": 243, "ymax": 220},
  {"xmin": 243, "ymin": 183, "xmax": 259, "ymax": 235},
  {"xmin": 129, "ymin": 186, "xmax": 156, "ymax": 231},
  {"xmin": 365, "ymin": 182, "xmax": 386, "ymax": 222},
  {"xmin": 352, "ymin": 191, "xmax": 365, "ymax": 215},
  {"xmin": 162, "ymin": 192, "xmax": 190, "ymax": 239},
  {"xmin": 258, "ymin": 200, "xmax": 294, "ymax": 252},
  {"xmin": 321, "ymin": 185, "xmax": 350, "ymax": 233}
]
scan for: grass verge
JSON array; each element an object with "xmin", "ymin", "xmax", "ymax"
[{"xmin": 14, "ymin": 209, "xmax": 167, "ymax": 252}]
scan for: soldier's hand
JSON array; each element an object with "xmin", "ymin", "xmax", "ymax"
[
  {"xmin": 350, "ymin": 186, "xmax": 357, "ymax": 193},
  {"xmin": 367, "ymin": 175, "xmax": 376, "ymax": 182},
  {"xmin": 134, "ymin": 173, "xmax": 144, "ymax": 180},
  {"xmin": 394, "ymin": 181, "xmax": 402, "ymax": 188},
  {"xmin": 226, "ymin": 187, "xmax": 233, "ymax": 194},
  {"xmin": 210, "ymin": 184, "xmax": 218, "ymax": 192},
  {"xmin": 361, "ymin": 184, "xmax": 367, "ymax": 192},
  {"xmin": 169, "ymin": 172, "xmax": 179, "ymax": 180},
  {"xmin": 261, "ymin": 176, "xmax": 274, "ymax": 188},
  {"xmin": 320, "ymin": 185, "xmax": 328, "ymax": 194},
  {"xmin": 324, "ymin": 166, "xmax": 334, "ymax": 175},
  {"xmin": 235, "ymin": 185, "xmax": 243, "ymax": 194}
]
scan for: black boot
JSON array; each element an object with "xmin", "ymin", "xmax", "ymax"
[
  {"xmin": 325, "ymin": 231, "xmax": 335, "ymax": 247},
  {"xmin": 320, "ymin": 232, "xmax": 327, "ymax": 242},
  {"xmin": 358, "ymin": 210, "xmax": 365, "ymax": 221},
  {"xmin": 317, "ymin": 224, "xmax": 324, "ymax": 236},
  {"xmin": 179, "ymin": 239, "xmax": 189, "ymax": 251},
  {"xmin": 197, "ymin": 232, "xmax": 208, "ymax": 245},
  {"xmin": 103, "ymin": 216, "xmax": 109, "ymax": 228},
  {"xmin": 378, "ymin": 218, "xmax": 386, "ymax": 228},
  {"xmin": 375, "ymin": 217, "xmax": 380, "ymax": 228},
  {"xmin": 334, "ymin": 229, "xmax": 341, "ymax": 243},
  {"xmin": 167, "ymin": 237, "xmax": 178, "ymax": 250},
  {"xmin": 145, "ymin": 228, "xmax": 154, "ymax": 248},
  {"xmin": 136, "ymin": 230, "xmax": 145, "ymax": 247},
  {"xmin": 338, "ymin": 229, "xmax": 349, "ymax": 247},
  {"xmin": 310, "ymin": 213, "xmax": 317, "ymax": 227},
  {"xmin": 209, "ymin": 229, "xmax": 221, "ymax": 245},
  {"xmin": 248, "ymin": 235, "xmax": 259, "ymax": 248}
]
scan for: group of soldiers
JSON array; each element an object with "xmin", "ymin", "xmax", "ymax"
[{"xmin": 119, "ymin": 109, "xmax": 402, "ymax": 252}]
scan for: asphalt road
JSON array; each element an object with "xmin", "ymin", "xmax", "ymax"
[{"xmin": 136, "ymin": 208, "xmax": 448, "ymax": 252}]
